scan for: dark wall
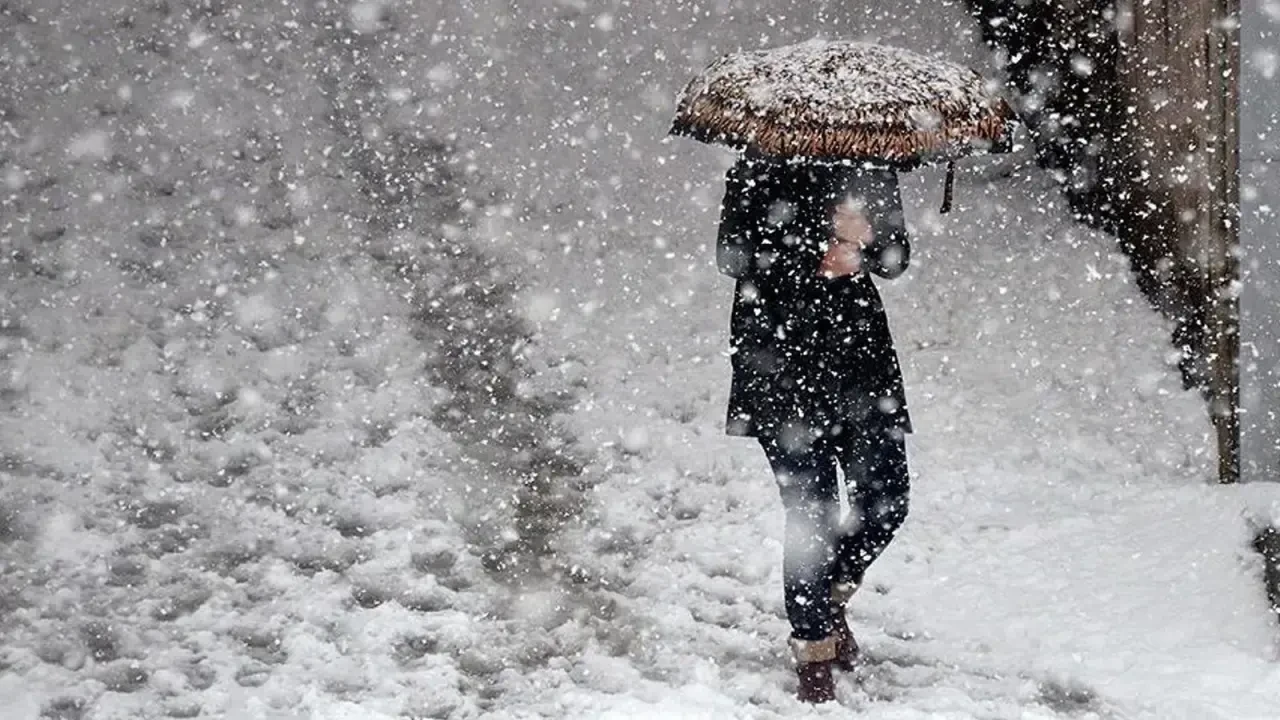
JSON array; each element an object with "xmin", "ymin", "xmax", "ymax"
[{"xmin": 962, "ymin": 0, "xmax": 1217, "ymax": 396}]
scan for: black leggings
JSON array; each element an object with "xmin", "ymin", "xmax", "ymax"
[{"xmin": 758, "ymin": 427, "xmax": 909, "ymax": 641}]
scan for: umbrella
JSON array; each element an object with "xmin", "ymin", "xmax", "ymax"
[{"xmin": 669, "ymin": 40, "xmax": 1018, "ymax": 211}]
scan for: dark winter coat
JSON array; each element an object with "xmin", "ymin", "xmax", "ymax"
[{"xmin": 717, "ymin": 154, "xmax": 912, "ymax": 441}]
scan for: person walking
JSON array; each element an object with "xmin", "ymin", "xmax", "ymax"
[{"xmin": 716, "ymin": 150, "xmax": 912, "ymax": 704}]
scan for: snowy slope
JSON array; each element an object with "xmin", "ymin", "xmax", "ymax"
[
  {"xmin": 1, "ymin": 3, "xmax": 593, "ymax": 718},
  {"xmin": 2, "ymin": 1, "xmax": 1279, "ymax": 719}
]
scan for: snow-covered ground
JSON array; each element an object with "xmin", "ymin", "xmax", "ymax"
[{"xmin": 2, "ymin": 1, "xmax": 1279, "ymax": 719}]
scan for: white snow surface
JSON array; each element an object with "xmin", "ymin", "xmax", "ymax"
[{"xmin": 2, "ymin": 1, "xmax": 1279, "ymax": 719}]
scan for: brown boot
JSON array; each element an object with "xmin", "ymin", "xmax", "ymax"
[
  {"xmin": 830, "ymin": 582, "xmax": 860, "ymax": 671},
  {"xmin": 789, "ymin": 636, "xmax": 837, "ymax": 704},
  {"xmin": 830, "ymin": 610, "xmax": 860, "ymax": 671}
]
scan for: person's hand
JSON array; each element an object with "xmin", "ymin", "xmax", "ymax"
[
  {"xmin": 833, "ymin": 201, "xmax": 872, "ymax": 246},
  {"xmin": 819, "ymin": 240, "xmax": 861, "ymax": 278},
  {"xmin": 819, "ymin": 202, "xmax": 872, "ymax": 278}
]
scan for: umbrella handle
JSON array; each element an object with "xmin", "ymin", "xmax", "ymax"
[{"xmin": 940, "ymin": 160, "xmax": 955, "ymax": 214}]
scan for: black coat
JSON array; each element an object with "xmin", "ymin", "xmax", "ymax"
[{"xmin": 717, "ymin": 155, "xmax": 912, "ymax": 441}]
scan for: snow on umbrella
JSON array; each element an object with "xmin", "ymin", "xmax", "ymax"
[{"xmin": 669, "ymin": 40, "xmax": 1017, "ymax": 210}]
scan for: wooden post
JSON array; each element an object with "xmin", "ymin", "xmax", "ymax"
[{"xmin": 1211, "ymin": 0, "xmax": 1240, "ymax": 483}]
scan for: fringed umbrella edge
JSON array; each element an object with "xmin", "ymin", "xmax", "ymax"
[{"xmin": 669, "ymin": 91, "xmax": 1017, "ymax": 164}]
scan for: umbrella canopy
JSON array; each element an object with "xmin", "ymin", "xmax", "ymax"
[{"xmin": 669, "ymin": 40, "xmax": 1016, "ymax": 165}]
